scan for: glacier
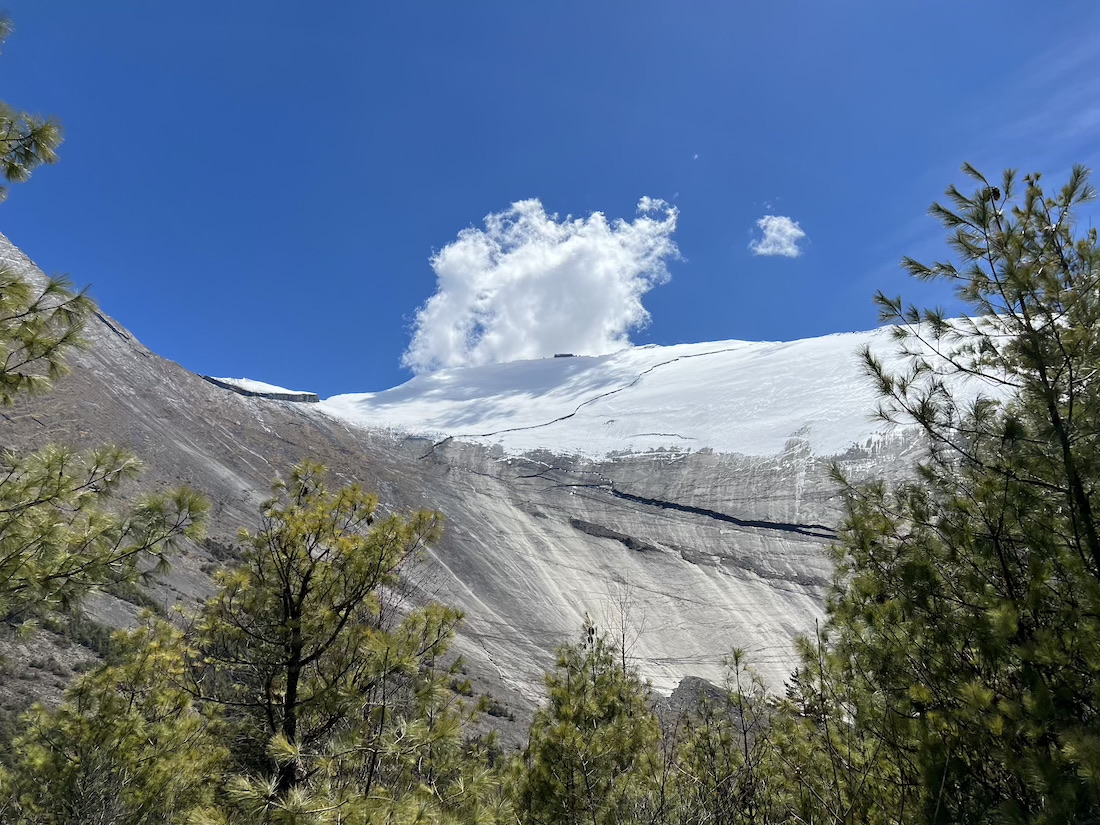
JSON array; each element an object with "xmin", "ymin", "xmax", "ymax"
[{"xmin": 318, "ymin": 333, "xmax": 913, "ymax": 459}]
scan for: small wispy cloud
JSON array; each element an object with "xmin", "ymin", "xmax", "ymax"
[
  {"xmin": 943, "ymin": 34, "xmax": 1100, "ymax": 179},
  {"xmin": 749, "ymin": 215, "xmax": 806, "ymax": 258}
]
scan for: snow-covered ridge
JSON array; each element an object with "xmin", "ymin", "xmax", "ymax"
[
  {"xmin": 204, "ymin": 376, "xmax": 319, "ymax": 402},
  {"xmin": 319, "ymin": 328, "xmax": 916, "ymax": 459}
]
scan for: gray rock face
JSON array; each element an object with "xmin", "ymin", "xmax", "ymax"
[{"xmin": 0, "ymin": 231, "xmax": 921, "ymax": 719}]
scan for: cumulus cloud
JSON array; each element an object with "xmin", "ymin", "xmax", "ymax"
[
  {"xmin": 402, "ymin": 198, "xmax": 679, "ymax": 374},
  {"xmin": 749, "ymin": 215, "xmax": 806, "ymax": 258}
]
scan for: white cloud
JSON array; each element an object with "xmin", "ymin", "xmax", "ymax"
[
  {"xmin": 749, "ymin": 215, "xmax": 806, "ymax": 258},
  {"xmin": 402, "ymin": 198, "xmax": 679, "ymax": 374}
]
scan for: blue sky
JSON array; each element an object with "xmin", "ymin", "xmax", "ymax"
[{"xmin": 1, "ymin": 2, "xmax": 1097, "ymax": 396}]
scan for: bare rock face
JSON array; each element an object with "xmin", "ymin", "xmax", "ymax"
[{"xmin": 0, "ymin": 231, "xmax": 921, "ymax": 729}]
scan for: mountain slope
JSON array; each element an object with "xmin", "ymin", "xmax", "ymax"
[{"xmin": 0, "ymin": 230, "xmax": 926, "ymax": 732}]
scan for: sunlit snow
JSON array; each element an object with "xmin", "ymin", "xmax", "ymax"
[
  {"xmin": 210, "ymin": 377, "xmax": 313, "ymax": 396},
  {"xmin": 320, "ymin": 328, "xmax": 925, "ymax": 459}
]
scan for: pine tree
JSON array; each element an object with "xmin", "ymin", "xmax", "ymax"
[
  {"xmin": 769, "ymin": 626, "xmax": 911, "ymax": 825},
  {"xmin": 822, "ymin": 165, "xmax": 1100, "ymax": 823},
  {"xmin": 0, "ymin": 444, "xmax": 208, "ymax": 625},
  {"xmin": 1, "ymin": 621, "xmax": 225, "ymax": 825},
  {"xmin": 675, "ymin": 650, "xmax": 780, "ymax": 825},
  {"xmin": 0, "ymin": 17, "xmax": 63, "ymax": 203},
  {"xmin": 0, "ymin": 265, "xmax": 90, "ymax": 405},
  {"xmin": 0, "ymin": 223, "xmax": 206, "ymax": 629},
  {"xmin": 517, "ymin": 618, "xmax": 663, "ymax": 825},
  {"xmin": 184, "ymin": 462, "xmax": 511, "ymax": 824},
  {"xmin": 187, "ymin": 462, "xmax": 445, "ymax": 787},
  {"xmin": 4, "ymin": 464, "xmax": 513, "ymax": 824}
]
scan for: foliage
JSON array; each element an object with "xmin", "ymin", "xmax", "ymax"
[
  {"xmin": 517, "ymin": 618, "xmax": 664, "ymax": 825},
  {"xmin": 0, "ymin": 444, "xmax": 208, "ymax": 625},
  {"xmin": 674, "ymin": 650, "xmax": 780, "ymax": 825},
  {"xmin": 0, "ymin": 16, "xmax": 63, "ymax": 203},
  {"xmin": 766, "ymin": 627, "xmax": 910, "ymax": 825},
  {"xmin": 188, "ymin": 462, "xmax": 444, "ymax": 783},
  {"xmin": 184, "ymin": 462, "xmax": 512, "ymax": 824},
  {"xmin": 0, "ymin": 264, "xmax": 91, "ymax": 404},
  {"xmin": 1, "ymin": 464, "xmax": 512, "ymax": 824},
  {"xmin": 822, "ymin": 164, "xmax": 1100, "ymax": 822},
  {"xmin": 0, "ymin": 240, "xmax": 203, "ymax": 631},
  {"xmin": 1, "ymin": 621, "xmax": 225, "ymax": 825}
]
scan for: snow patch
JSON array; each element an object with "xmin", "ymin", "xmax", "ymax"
[{"xmin": 210, "ymin": 377, "xmax": 312, "ymax": 396}]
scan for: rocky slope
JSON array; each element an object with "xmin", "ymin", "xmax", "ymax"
[{"xmin": 0, "ymin": 230, "xmax": 926, "ymax": 732}]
